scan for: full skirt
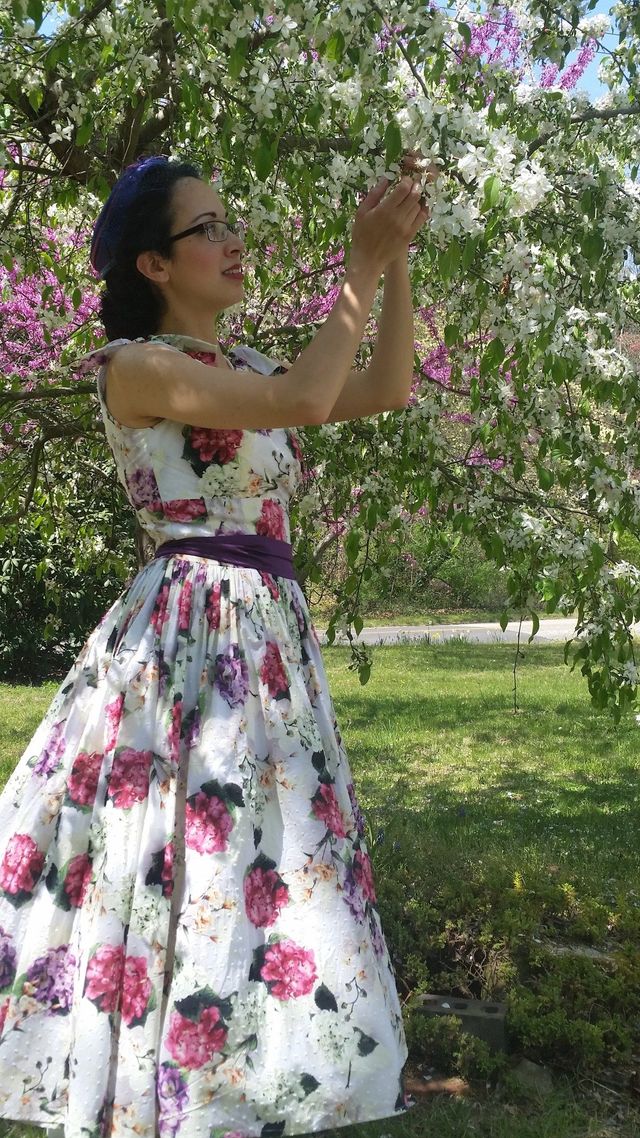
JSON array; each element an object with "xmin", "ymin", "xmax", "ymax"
[{"xmin": 0, "ymin": 555, "xmax": 413, "ymax": 1138}]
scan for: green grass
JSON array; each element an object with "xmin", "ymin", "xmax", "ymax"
[
  {"xmin": 323, "ymin": 641, "xmax": 638, "ymax": 889},
  {"xmin": 1, "ymin": 641, "xmax": 639, "ymax": 1138}
]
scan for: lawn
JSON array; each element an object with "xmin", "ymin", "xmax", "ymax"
[{"xmin": 0, "ymin": 640, "xmax": 639, "ymax": 1138}]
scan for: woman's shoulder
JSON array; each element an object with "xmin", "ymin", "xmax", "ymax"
[
  {"xmin": 75, "ymin": 335, "xmax": 184, "ymax": 375},
  {"xmin": 75, "ymin": 335, "xmax": 289, "ymax": 376}
]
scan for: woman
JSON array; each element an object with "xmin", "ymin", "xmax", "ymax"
[{"xmin": 0, "ymin": 154, "xmax": 430, "ymax": 1138}]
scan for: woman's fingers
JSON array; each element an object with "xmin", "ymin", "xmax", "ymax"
[{"xmin": 357, "ymin": 175, "xmax": 390, "ymax": 215}]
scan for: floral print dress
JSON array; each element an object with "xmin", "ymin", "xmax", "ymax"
[{"xmin": 0, "ymin": 335, "xmax": 414, "ymax": 1138}]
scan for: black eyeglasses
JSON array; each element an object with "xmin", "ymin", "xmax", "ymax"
[{"xmin": 168, "ymin": 219, "xmax": 247, "ymax": 245}]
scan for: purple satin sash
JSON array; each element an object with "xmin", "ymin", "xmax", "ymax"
[{"xmin": 153, "ymin": 533, "xmax": 297, "ymax": 581}]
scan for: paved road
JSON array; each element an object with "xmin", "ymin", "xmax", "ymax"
[{"xmin": 316, "ymin": 617, "xmax": 581, "ymax": 646}]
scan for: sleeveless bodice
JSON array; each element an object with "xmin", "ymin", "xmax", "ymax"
[{"xmin": 78, "ymin": 333, "xmax": 305, "ymax": 547}]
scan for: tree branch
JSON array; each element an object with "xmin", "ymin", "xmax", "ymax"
[{"xmin": 529, "ymin": 103, "xmax": 640, "ymax": 155}]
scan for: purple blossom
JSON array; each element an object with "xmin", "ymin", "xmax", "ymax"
[
  {"xmin": 465, "ymin": 8, "xmax": 524, "ymax": 77},
  {"xmin": 0, "ymin": 927, "xmax": 17, "ymax": 990},
  {"xmin": 24, "ymin": 944, "xmax": 76, "ymax": 1012},
  {"xmin": 540, "ymin": 62, "xmax": 559, "ymax": 88},
  {"xmin": 214, "ymin": 645, "xmax": 249, "ymax": 708},
  {"xmin": 559, "ymin": 40, "xmax": 597, "ymax": 89}
]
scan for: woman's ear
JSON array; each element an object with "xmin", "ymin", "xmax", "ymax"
[{"xmin": 136, "ymin": 250, "xmax": 170, "ymax": 284}]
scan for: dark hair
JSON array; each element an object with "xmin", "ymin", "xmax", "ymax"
[{"xmin": 99, "ymin": 160, "xmax": 202, "ymax": 341}]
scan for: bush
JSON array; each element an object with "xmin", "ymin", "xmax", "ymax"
[
  {"xmin": 307, "ymin": 521, "xmax": 510, "ymax": 616},
  {"xmin": 370, "ymin": 817, "xmax": 640, "ymax": 1076},
  {"xmin": 0, "ymin": 530, "xmax": 132, "ymax": 681}
]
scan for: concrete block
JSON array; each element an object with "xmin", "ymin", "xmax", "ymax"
[{"xmin": 411, "ymin": 992, "xmax": 508, "ymax": 1051}]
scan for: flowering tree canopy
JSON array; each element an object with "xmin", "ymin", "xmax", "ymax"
[{"xmin": 2, "ymin": 0, "xmax": 640, "ymax": 717}]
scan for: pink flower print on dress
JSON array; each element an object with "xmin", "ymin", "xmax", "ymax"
[
  {"xmin": 259, "ymin": 572, "xmax": 280, "ymax": 601},
  {"xmin": 0, "ymin": 997, "xmax": 9, "ymax": 1036},
  {"xmin": 84, "ymin": 943, "xmax": 125, "ymax": 1013},
  {"xmin": 311, "ymin": 783, "xmax": 348, "ymax": 839},
  {"xmin": 260, "ymin": 939, "xmax": 317, "ymax": 1000},
  {"xmin": 177, "ymin": 580, "xmax": 193, "ymax": 632},
  {"xmin": 288, "ymin": 429, "xmax": 305, "ymax": 468},
  {"xmin": 67, "ymin": 751, "xmax": 103, "ymax": 807},
  {"xmin": 243, "ymin": 858, "xmax": 289, "ymax": 927},
  {"xmin": 205, "ymin": 582, "xmax": 221, "ymax": 630},
  {"xmin": 184, "ymin": 349, "xmax": 218, "ymax": 367},
  {"xmin": 150, "ymin": 584, "xmax": 171, "ymax": 634},
  {"xmin": 104, "ymin": 693, "xmax": 125, "ymax": 751},
  {"xmin": 63, "ymin": 852, "xmax": 93, "ymax": 908},
  {"xmin": 107, "ymin": 748, "xmax": 153, "ymax": 808},
  {"xmin": 352, "ymin": 849, "xmax": 377, "ymax": 904},
  {"xmin": 186, "ymin": 427, "xmax": 243, "ymax": 465},
  {"xmin": 0, "ymin": 834, "xmax": 45, "ymax": 897},
  {"xmin": 163, "ymin": 498, "xmax": 208, "ymax": 523},
  {"xmin": 166, "ymin": 1002, "xmax": 228, "ymax": 1069},
  {"xmin": 259, "ymin": 641, "xmax": 290, "ymax": 699},
  {"xmin": 121, "ymin": 955, "xmax": 153, "ymax": 1027},
  {"xmin": 256, "ymin": 498, "xmax": 286, "ymax": 540},
  {"xmin": 161, "ymin": 841, "xmax": 174, "ymax": 899},
  {"xmin": 185, "ymin": 789, "xmax": 234, "ymax": 854}
]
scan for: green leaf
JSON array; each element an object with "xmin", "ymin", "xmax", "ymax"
[
  {"xmin": 325, "ymin": 30, "xmax": 345, "ymax": 63},
  {"xmin": 431, "ymin": 52, "xmax": 445, "ymax": 84},
  {"xmin": 438, "ymin": 239, "xmax": 461, "ymax": 281},
  {"xmin": 536, "ymin": 464, "xmax": 554, "ymax": 491},
  {"xmin": 228, "ymin": 37, "xmax": 248, "ymax": 79},
  {"xmin": 581, "ymin": 231, "xmax": 604, "ymax": 266},
  {"xmin": 482, "ymin": 174, "xmax": 501, "ymax": 211},
  {"xmin": 28, "ymin": 88, "xmax": 43, "ymax": 112},
  {"xmin": 75, "ymin": 119, "xmax": 93, "ymax": 147},
  {"xmin": 345, "ymin": 529, "xmax": 361, "ymax": 564},
  {"xmin": 528, "ymin": 611, "xmax": 540, "ymax": 643},
  {"xmin": 353, "ymin": 614, "xmax": 364, "ymax": 636},
  {"xmin": 254, "ymin": 140, "xmax": 277, "ymax": 181},
  {"xmin": 489, "ymin": 533, "xmax": 504, "ymax": 561},
  {"xmin": 458, "ymin": 21, "xmax": 472, "ymax": 46},
  {"xmin": 499, "ymin": 611, "xmax": 509, "ymax": 632},
  {"xmin": 480, "ymin": 337, "xmax": 505, "ymax": 376},
  {"xmin": 384, "ymin": 119, "xmax": 403, "ymax": 166},
  {"xmin": 444, "ymin": 324, "xmax": 459, "ymax": 347},
  {"xmin": 461, "ymin": 237, "xmax": 477, "ymax": 270},
  {"xmin": 27, "ymin": 0, "xmax": 43, "ymax": 28},
  {"xmin": 352, "ymin": 103, "xmax": 368, "ymax": 133}
]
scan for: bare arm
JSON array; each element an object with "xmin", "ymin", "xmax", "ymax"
[{"xmin": 107, "ymin": 259, "xmax": 382, "ymax": 430}]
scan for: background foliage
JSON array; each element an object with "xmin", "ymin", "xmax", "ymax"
[{"xmin": 2, "ymin": 0, "xmax": 640, "ymax": 715}]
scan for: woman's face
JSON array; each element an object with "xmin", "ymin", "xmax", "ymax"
[{"xmin": 147, "ymin": 176, "xmax": 246, "ymax": 313}]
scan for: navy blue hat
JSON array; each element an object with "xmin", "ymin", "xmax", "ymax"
[{"xmin": 90, "ymin": 155, "xmax": 170, "ymax": 278}]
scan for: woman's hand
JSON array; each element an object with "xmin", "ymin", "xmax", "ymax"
[{"xmin": 348, "ymin": 150, "xmax": 436, "ymax": 274}]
